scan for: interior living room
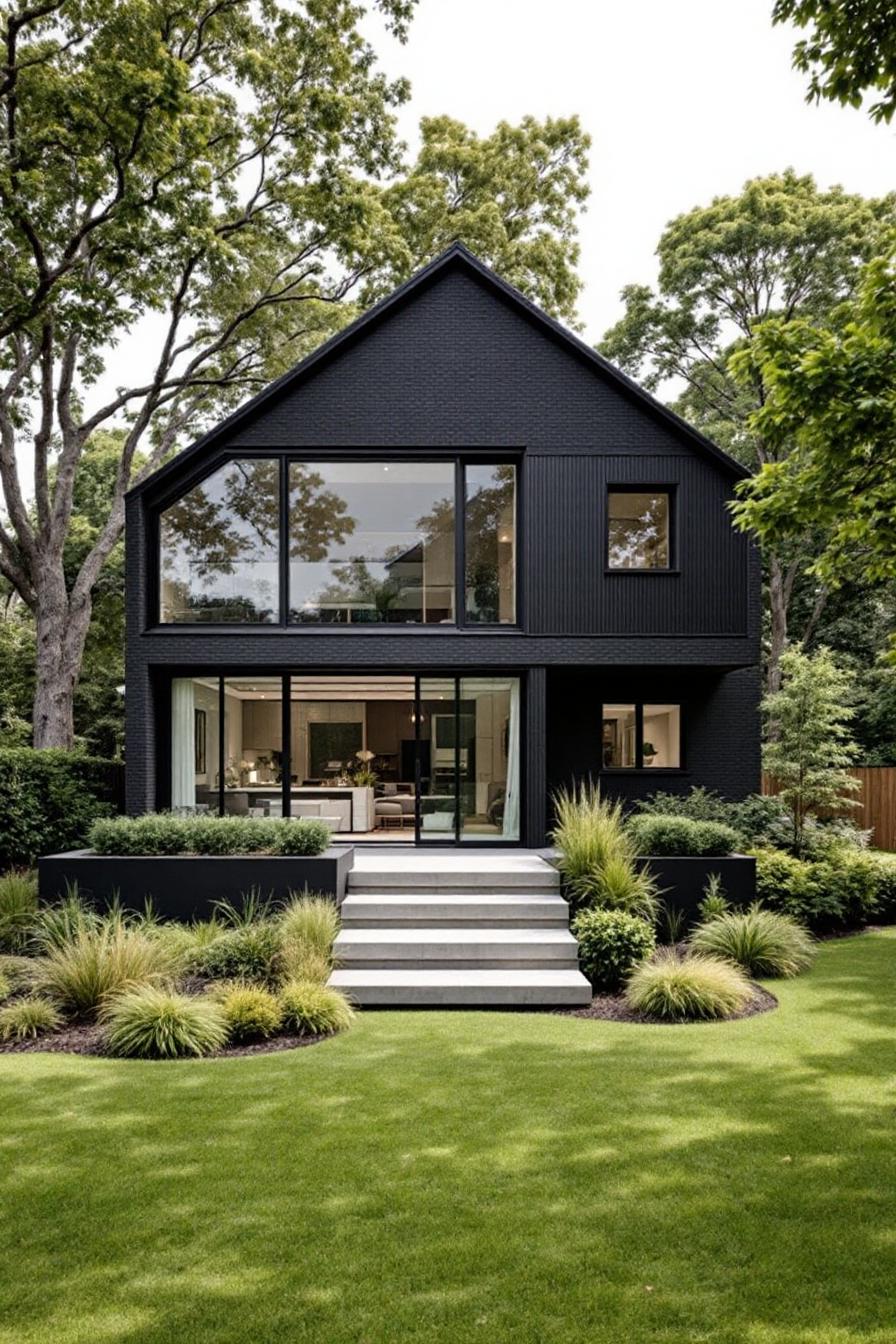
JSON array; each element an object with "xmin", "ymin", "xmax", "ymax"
[{"xmin": 173, "ymin": 673, "xmax": 520, "ymax": 842}]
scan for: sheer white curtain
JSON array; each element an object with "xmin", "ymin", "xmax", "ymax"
[
  {"xmin": 171, "ymin": 678, "xmax": 196, "ymax": 811},
  {"xmin": 502, "ymin": 678, "xmax": 521, "ymax": 840}
]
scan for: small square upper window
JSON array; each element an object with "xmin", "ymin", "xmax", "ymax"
[{"xmin": 607, "ymin": 491, "xmax": 670, "ymax": 570}]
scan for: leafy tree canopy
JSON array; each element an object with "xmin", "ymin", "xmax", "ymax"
[
  {"xmin": 0, "ymin": 0, "xmax": 590, "ymax": 745},
  {"xmin": 732, "ymin": 246, "xmax": 896, "ymax": 586},
  {"xmin": 600, "ymin": 170, "xmax": 894, "ymax": 468},
  {"xmin": 774, "ymin": 0, "xmax": 896, "ymax": 123}
]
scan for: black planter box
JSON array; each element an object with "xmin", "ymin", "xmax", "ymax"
[
  {"xmin": 638, "ymin": 854, "xmax": 757, "ymax": 928},
  {"xmin": 38, "ymin": 846, "xmax": 355, "ymax": 919}
]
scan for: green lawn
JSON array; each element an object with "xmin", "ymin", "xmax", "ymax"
[{"xmin": 1, "ymin": 932, "xmax": 894, "ymax": 1344}]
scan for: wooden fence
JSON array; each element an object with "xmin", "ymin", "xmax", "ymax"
[{"xmin": 762, "ymin": 767, "xmax": 896, "ymax": 851}]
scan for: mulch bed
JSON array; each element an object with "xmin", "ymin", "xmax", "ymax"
[
  {"xmin": 0, "ymin": 1022, "xmax": 328, "ymax": 1059},
  {"xmin": 552, "ymin": 984, "xmax": 778, "ymax": 1025}
]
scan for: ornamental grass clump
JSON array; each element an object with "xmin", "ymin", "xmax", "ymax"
[
  {"xmin": 278, "ymin": 980, "xmax": 355, "ymax": 1036},
  {"xmin": 0, "ymin": 996, "xmax": 63, "ymax": 1041},
  {"xmin": 690, "ymin": 905, "xmax": 815, "ymax": 978},
  {"xmin": 624, "ymin": 949, "xmax": 753, "ymax": 1021},
  {"xmin": 0, "ymin": 870, "xmax": 38, "ymax": 952},
  {"xmin": 572, "ymin": 908, "xmax": 655, "ymax": 993},
  {"xmin": 102, "ymin": 986, "xmax": 229, "ymax": 1059},
  {"xmin": 278, "ymin": 892, "xmax": 339, "ymax": 983},
  {"xmin": 0, "ymin": 954, "xmax": 37, "ymax": 992},
  {"xmin": 34, "ymin": 916, "xmax": 180, "ymax": 1017},
  {"xmin": 551, "ymin": 782, "xmax": 659, "ymax": 919},
  {"xmin": 216, "ymin": 983, "xmax": 282, "ymax": 1042}
]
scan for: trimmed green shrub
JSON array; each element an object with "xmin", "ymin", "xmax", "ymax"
[
  {"xmin": 35, "ymin": 917, "xmax": 179, "ymax": 1017},
  {"xmin": 572, "ymin": 908, "xmax": 655, "ymax": 992},
  {"xmin": 0, "ymin": 995, "xmax": 63, "ymax": 1041},
  {"xmin": 278, "ymin": 979, "xmax": 355, "ymax": 1035},
  {"xmin": 752, "ymin": 846, "xmax": 880, "ymax": 933},
  {"xmin": 217, "ymin": 983, "xmax": 283, "ymax": 1042},
  {"xmin": 278, "ymin": 893, "xmax": 339, "ymax": 981},
  {"xmin": 869, "ymin": 854, "xmax": 896, "ymax": 923},
  {"xmin": 690, "ymin": 905, "xmax": 815, "ymax": 978},
  {"xmin": 88, "ymin": 814, "xmax": 331, "ymax": 858},
  {"xmin": 0, "ymin": 870, "xmax": 38, "ymax": 952},
  {"xmin": 624, "ymin": 950, "xmax": 753, "ymax": 1021},
  {"xmin": 0, "ymin": 749, "xmax": 116, "ymax": 869},
  {"xmin": 102, "ymin": 986, "xmax": 228, "ymax": 1058},
  {"xmin": 626, "ymin": 815, "xmax": 740, "ymax": 858},
  {"xmin": 276, "ymin": 821, "xmax": 332, "ymax": 856},
  {"xmin": 811, "ymin": 849, "xmax": 882, "ymax": 930},
  {"xmin": 197, "ymin": 922, "xmax": 282, "ymax": 984}
]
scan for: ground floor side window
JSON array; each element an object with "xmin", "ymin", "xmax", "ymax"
[{"xmin": 602, "ymin": 702, "xmax": 681, "ymax": 769}]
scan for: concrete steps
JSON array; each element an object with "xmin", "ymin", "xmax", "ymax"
[
  {"xmin": 330, "ymin": 853, "xmax": 591, "ymax": 1007},
  {"xmin": 330, "ymin": 968, "xmax": 591, "ymax": 1007},
  {"xmin": 340, "ymin": 892, "xmax": 571, "ymax": 928}
]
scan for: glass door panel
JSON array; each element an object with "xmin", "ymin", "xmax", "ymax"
[
  {"xmin": 416, "ymin": 677, "xmax": 457, "ymax": 841},
  {"xmin": 459, "ymin": 677, "xmax": 520, "ymax": 842}
]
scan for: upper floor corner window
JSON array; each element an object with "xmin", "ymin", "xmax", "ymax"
[
  {"xmin": 288, "ymin": 461, "xmax": 456, "ymax": 624},
  {"xmin": 159, "ymin": 458, "xmax": 280, "ymax": 624},
  {"xmin": 607, "ymin": 489, "xmax": 671, "ymax": 570},
  {"xmin": 465, "ymin": 464, "xmax": 517, "ymax": 624}
]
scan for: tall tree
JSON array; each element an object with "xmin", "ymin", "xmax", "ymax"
[
  {"xmin": 0, "ymin": 1, "xmax": 590, "ymax": 747},
  {"xmin": 774, "ymin": 0, "xmax": 896, "ymax": 123},
  {"xmin": 599, "ymin": 171, "xmax": 894, "ymax": 691},
  {"xmin": 762, "ymin": 645, "xmax": 860, "ymax": 855},
  {"xmin": 732, "ymin": 246, "xmax": 896, "ymax": 588}
]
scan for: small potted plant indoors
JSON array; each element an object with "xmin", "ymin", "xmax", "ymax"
[
  {"xmin": 352, "ymin": 748, "xmax": 378, "ymax": 787},
  {"xmin": 642, "ymin": 741, "xmax": 657, "ymax": 765}
]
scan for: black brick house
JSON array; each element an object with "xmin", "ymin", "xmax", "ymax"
[{"xmin": 124, "ymin": 244, "xmax": 760, "ymax": 847}]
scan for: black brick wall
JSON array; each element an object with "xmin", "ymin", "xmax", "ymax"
[{"xmin": 125, "ymin": 254, "xmax": 762, "ymax": 839}]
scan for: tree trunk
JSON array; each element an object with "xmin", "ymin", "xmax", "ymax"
[
  {"xmin": 32, "ymin": 565, "xmax": 93, "ymax": 750},
  {"xmin": 767, "ymin": 555, "xmax": 789, "ymax": 696}
]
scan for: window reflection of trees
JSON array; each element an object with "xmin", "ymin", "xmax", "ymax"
[
  {"xmin": 608, "ymin": 493, "xmax": 669, "ymax": 569},
  {"xmin": 161, "ymin": 460, "xmax": 353, "ymax": 622},
  {"xmin": 464, "ymin": 465, "xmax": 516, "ymax": 623},
  {"xmin": 289, "ymin": 466, "xmax": 455, "ymax": 624}
]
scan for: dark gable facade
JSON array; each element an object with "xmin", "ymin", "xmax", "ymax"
[{"xmin": 125, "ymin": 244, "xmax": 761, "ymax": 847}]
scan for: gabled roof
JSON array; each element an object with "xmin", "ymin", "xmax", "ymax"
[{"xmin": 129, "ymin": 242, "xmax": 748, "ymax": 499}]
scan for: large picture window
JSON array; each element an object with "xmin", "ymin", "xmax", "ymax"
[
  {"xmin": 157, "ymin": 457, "xmax": 518, "ymax": 626},
  {"xmin": 602, "ymin": 702, "xmax": 681, "ymax": 769},
  {"xmin": 288, "ymin": 461, "xmax": 455, "ymax": 624},
  {"xmin": 607, "ymin": 490, "xmax": 671, "ymax": 570},
  {"xmin": 159, "ymin": 459, "xmax": 280, "ymax": 623}
]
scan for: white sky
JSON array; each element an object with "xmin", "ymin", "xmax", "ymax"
[{"xmin": 369, "ymin": 0, "xmax": 894, "ymax": 344}]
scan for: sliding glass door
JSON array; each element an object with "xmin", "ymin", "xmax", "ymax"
[
  {"xmin": 415, "ymin": 675, "xmax": 520, "ymax": 844},
  {"xmin": 170, "ymin": 671, "xmax": 521, "ymax": 843}
]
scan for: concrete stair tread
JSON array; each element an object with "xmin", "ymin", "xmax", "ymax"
[
  {"xmin": 329, "ymin": 968, "xmax": 592, "ymax": 1006},
  {"xmin": 335, "ymin": 927, "xmax": 576, "ymax": 945},
  {"xmin": 342, "ymin": 892, "xmax": 568, "ymax": 906},
  {"xmin": 351, "ymin": 854, "xmax": 554, "ymax": 874}
]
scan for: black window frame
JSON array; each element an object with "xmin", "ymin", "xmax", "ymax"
[
  {"xmin": 599, "ymin": 701, "xmax": 684, "ymax": 772},
  {"xmin": 605, "ymin": 484, "xmax": 677, "ymax": 574},
  {"xmin": 149, "ymin": 451, "xmax": 521, "ymax": 631}
]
